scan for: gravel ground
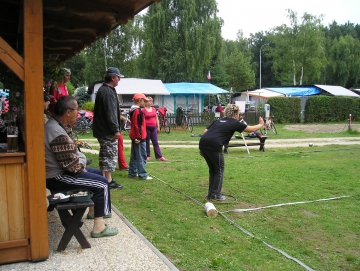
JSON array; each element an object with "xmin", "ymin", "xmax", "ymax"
[{"xmin": 283, "ymin": 123, "xmax": 360, "ymax": 133}]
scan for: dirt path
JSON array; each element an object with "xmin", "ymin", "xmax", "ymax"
[
  {"xmin": 79, "ymin": 123, "xmax": 360, "ymax": 154},
  {"xmin": 283, "ymin": 123, "xmax": 360, "ymax": 133},
  {"xmin": 80, "ymin": 136, "xmax": 360, "ymax": 154}
]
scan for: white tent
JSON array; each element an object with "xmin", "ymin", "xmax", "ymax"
[
  {"xmin": 89, "ymin": 78, "xmax": 170, "ymax": 109},
  {"xmin": 248, "ymin": 89, "xmax": 285, "ymax": 98},
  {"xmin": 315, "ymin": 85, "xmax": 359, "ymax": 97},
  {"xmin": 93, "ymin": 78, "xmax": 170, "ymax": 95}
]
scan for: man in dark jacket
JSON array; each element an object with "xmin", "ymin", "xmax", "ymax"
[{"xmin": 93, "ymin": 67, "xmax": 123, "ymax": 189}]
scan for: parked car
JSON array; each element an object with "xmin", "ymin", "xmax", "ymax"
[{"xmin": 77, "ymin": 110, "xmax": 93, "ymax": 121}]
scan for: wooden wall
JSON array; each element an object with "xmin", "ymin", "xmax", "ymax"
[{"xmin": 0, "ymin": 154, "xmax": 30, "ymax": 263}]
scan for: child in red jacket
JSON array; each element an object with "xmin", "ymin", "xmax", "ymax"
[{"xmin": 128, "ymin": 93, "xmax": 152, "ymax": 180}]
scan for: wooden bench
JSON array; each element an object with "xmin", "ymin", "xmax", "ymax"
[
  {"xmin": 47, "ymin": 199, "xmax": 94, "ymax": 251},
  {"xmin": 224, "ymin": 135, "xmax": 269, "ymax": 154}
]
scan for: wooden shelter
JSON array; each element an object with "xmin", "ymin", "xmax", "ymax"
[{"xmin": 0, "ymin": 0, "xmax": 160, "ymax": 264}]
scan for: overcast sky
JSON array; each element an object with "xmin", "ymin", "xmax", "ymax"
[{"xmin": 216, "ymin": 0, "xmax": 360, "ymax": 40}]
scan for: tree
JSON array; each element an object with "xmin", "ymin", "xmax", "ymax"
[
  {"xmin": 65, "ymin": 52, "xmax": 86, "ymax": 87},
  {"xmin": 268, "ymin": 10, "xmax": 326, "ymax": 86},
  {"xmin": 223, "ymin": 49, "xmax": 255, "ymax": 91},
  {"xmin": 211, "ymin": 33, "xmax": 255, "ymax": 91},
  {"xmin": 139, "ymin": 0, "xmax": 223, "ymax": 82},
  {"xmin": 325, "ymin": 35, "xmax": 360, "ymax": 87},
  {"xmin": 249, "ymin": 31, "xmax": 279, "ymax": 88},
  {"xmin": 82, "ymin": 18, "xmax": 143, "ymax": 84}
]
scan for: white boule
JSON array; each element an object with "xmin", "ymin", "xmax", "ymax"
[{"xmin": 309, "ymin": 143, "xmax": 313, "ymax": 147}]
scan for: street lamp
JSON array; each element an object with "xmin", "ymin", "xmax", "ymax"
[{"xmin": 259, "ymin": 44, "xmax": 268, "ymax": 89}]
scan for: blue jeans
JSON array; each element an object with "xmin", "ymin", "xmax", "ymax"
[{"xmin": 129, "ymin": 140, "xmax": 148, "ymax": 179}]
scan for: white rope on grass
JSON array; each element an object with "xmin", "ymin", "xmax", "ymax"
[
  {"xmin": 149, "ymin": 173, "xmax": 318, "ymax": 271},
  {"xmin": 219, "ymin": 212, "xmax": 316, "ymax": 271},
  {"xmin": 149, "ymin": 174, "xmax": 205, "ymax": 207},
  {"xmin": 223, "ymin": 196, "xmax": 350, "ymax": 213}
]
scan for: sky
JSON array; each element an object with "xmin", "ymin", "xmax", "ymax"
[{"xmin": 216, "ymin": 0, "xmax": 360, "ymax": 40}]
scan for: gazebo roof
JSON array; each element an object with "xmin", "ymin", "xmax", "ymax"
[{"xmin": 0, "ymin": 0, "xmax": 160, "ymax": 65}]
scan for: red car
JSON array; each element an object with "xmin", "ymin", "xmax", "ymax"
[{"xmin": 77, "ymin": 110, "xmax": 93, "ymax": 121}]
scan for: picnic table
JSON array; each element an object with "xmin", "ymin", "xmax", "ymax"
[{"xmin": 224, "ymin": 134, "xmax": 269, "ymax": 154}]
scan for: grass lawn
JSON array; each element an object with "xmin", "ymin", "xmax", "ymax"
[{"xmin": 82, "ymin": 124, "xmax": 360, "ymax": 271}]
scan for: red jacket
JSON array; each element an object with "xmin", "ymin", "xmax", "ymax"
[{"xmin": 129, "ymin": 106, "xmax": 147, "ymax": 141}]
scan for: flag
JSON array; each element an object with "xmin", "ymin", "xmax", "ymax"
[{"xmin": 207, "ymin": 70, "xmax": 211, "ymax": 80}]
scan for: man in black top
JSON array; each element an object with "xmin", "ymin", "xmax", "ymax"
[
  {"xmin": 199, "ymin": 104, "xmax": 264, "ymax": 201},
  {"xmin": 93, "ymin": 67, "xmax": 123, "ymax": 189}
]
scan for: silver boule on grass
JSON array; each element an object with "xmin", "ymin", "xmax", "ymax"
[{"xmin": 309, "ymin": 143, "xmax": 314, "ymax": 147}]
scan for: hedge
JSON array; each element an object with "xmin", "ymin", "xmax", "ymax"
[
  {"xmin": 304, "ymin": 96, "xmax": 360, "ymax": 123},
  {"xmin": 265, "ymin": 96, "xmax": 360, "ymax": 123}
]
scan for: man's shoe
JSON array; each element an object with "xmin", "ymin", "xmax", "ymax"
[
  {"xmin": 120, "ymin": 166, "xmax": 129, "ymax": 171},
  {"xmin": 210, "ymin": 195, "xmax": 226, "ymax": 201},
  {"xmin": 91, "ymin": 225, "xmax": 118, "ymax": 238},
  {"xmin": 157, "ymin": 157, "xmax": 168, "ymax": 162},
  {"xmin": 109, "ymin": 179, "xmax": 123, "ymax": 189},
  {"xmin": 139, "ymin": 176, "xmax": 153, "ymax": 180},
  {"xmin": 128, "ymin": 174, "xmax": 138, "ymax": 178}
]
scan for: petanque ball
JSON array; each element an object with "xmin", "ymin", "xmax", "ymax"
[{"xmin": 309, "ymin": 143, "xmax": 313, "ymax": 147}]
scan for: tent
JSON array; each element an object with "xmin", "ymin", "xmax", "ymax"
[
  {"xmin": 92, "ymin": 78, "xmax": 170, "ymax": 96},
  {"xmin": 248, "ymin": 89, "xmax": 285, "ymax": 98},
  {"xmin": 315, "ymin": 85, "xmax": 359, "ymax": 97},
  {"xmin": 266, "ymin": 86, "xmax": 321, "ymax": 96},
  {"xmin": 88, "ymin": 78, "xmax": 170, "ymax": 109},
  {"xmin": 265, "ymin": 85, "xmax": 359, "ymax": 97},
  {"xmin": 163, "ymin": 83, "xmax": 230, "ymax": 113},
  {"xmin": 164, "ymin": 83, "xmax": 229, "ymax": 94}
]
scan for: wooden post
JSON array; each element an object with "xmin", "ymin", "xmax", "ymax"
[{"xmin": 23, "ymin": 0, "xmax": 49, "ymax": 261}]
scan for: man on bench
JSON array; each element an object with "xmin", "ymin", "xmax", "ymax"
[{"xmin": 45, "ymin": 96, "xmax": 118, "ymax": 238}]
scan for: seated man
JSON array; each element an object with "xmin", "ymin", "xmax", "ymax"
[{"xmin": 45, "ymin": 96, "xmax": 118, "ymax": 238}]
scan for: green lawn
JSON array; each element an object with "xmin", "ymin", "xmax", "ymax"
[{"xmin": 82, "ymin": 124, "xmax": 360, "ymax": 271}]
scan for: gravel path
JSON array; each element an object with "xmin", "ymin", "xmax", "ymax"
[{"xmin": 79, "ymin": 136, "xmax": 360, "ymax": 154}]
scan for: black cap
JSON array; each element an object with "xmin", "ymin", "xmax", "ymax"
[
  {"xmin": 106, "ymin": 67, "xmax": 124, "ymax": 77},
  {"xmin": 44, "ymin": 92, "xmax": 53, "ymax": 102}
]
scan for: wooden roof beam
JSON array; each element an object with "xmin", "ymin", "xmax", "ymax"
[{"xmin": 0, "ymin": 36, "xmax": 24, "ymax": 81}]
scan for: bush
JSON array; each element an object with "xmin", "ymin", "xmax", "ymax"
[
  {"xmin": 266, "ymin": 97, "xmax": 302, "ymax": 123},
  {"xmin": 74, "ymin": 86, "xmax": 90, "ymax": 107},
  {"xmin": 81, "ymin": 101, "xmax": 94, "ymax": 111}
]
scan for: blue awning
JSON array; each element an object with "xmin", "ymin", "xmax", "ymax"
[
  {"xmin": 266, "ymin": 87, "xmax": 321, "ymax": 96},
  {"xmin": 164, "ymin": 83, "xmax": 229, "ymax": 94}
]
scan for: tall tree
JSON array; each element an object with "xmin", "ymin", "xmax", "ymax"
[
  {"xmin": 249, "ymin": 31, "xmax": 279, "ymax": 88},
  {"xmin": 65, "ymin": 52, "xmax": 86, "ymax": 87},
  {"xmin": 223, "ymin": 48, "xmax": 255, "ymax": 91},
  {"xmin": 268, "ymin": 10, "xmax": 326, "ymax": 86},
  {"xmin": 211, "ymin": 34, "xmax": 255, "ymax": 91},
  {"xmin": 139, "ymin": 0, "xmax": 223, "ymax": 82},
  {"xmin": 82, "ymin": 18, "xmax": 143, "ymax": 84},
  {"xmin": 325, "ymin": 34, "xmax": 360, "ymax": 87}
]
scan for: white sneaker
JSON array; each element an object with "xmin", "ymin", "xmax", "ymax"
[{"xmin": 140, "ymin": 176, "xmax": 153, "ymax": 180}]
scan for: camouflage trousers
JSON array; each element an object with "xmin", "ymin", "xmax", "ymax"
[{"xmin": 98, "ymin": 136, "xmax": 118, "ymax": 172}]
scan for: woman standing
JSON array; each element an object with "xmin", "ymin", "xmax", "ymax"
[
  {"xmin": 53, "ymin": 68, "xmax": 71, "ymax": 101},
  {"xmin": 199, "ymin": 104, "xmax": 263, "ymax": 201},
  {"xmin": 49, "ymin": 68, "xmax": 71, "ymax": 114},
  {"xmin": 141, "ymin": 97, "xmax": 167, "ymax": 162}
]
